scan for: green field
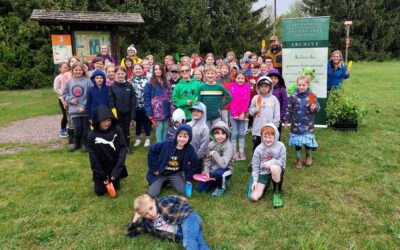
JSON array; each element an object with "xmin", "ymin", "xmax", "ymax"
[{"xmin": 0, "ymin": 61, "xmax": 399, "ymax": 249}]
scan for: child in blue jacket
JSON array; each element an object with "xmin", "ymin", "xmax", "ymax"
[
  {"xmin": 87, "ymin": 69, "xmax": 109, "ymax": 122},
  {"xmin": 147, "ymin": 124, "xmax": 198, "ymax": 197}
]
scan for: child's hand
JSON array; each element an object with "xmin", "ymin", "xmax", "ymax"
[
  {"xmin": 250, "ymin": 79, "xmax": 256, "ymax": 85},
  {"xmin": 132, "ymin": 212, "xmax": 142, "ymax": 223},
  {"xmin": 77, "ymin": 108, "xmax": 85, "ymax": 113},
  {"xmin": 283, "ymin": 123, "xmax": 289, "ymax": 129},
  {"xmin": 239, "ymin": 113, "xmax": 245, "ymax": 120},
  {"xmin": 111, "ymin": 176, "xmax": 115, "ymax": 181},
  {"xmin": 71, "ymin": 98, "xmax": 78, "ymax": 105},
  {"xmin": 255, "ymin": 105, "xmax": 261, "ymax": 113},
  {"xmin": 251, "ymin": 181, "xmax": 258, "ymax": 191},
  {"xmin": 310, "ymin": 104, "xmax": 316, "ymax": 112},
  {"xmin": 187, "ymin": 99, "xmax": 192, "ymax": 106},
  {"xmin": 209, "ymin": 150, "xmax": 217, "ymax": 157},
  {"xmin": 154, "ymin": 171, "xmax": 159, "ymax": 176}
]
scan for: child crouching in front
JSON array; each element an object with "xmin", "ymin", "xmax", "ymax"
[
  {"xmin": 87, "ymin": 105, "xmax": 128, "ymax": 196},
  {"xmin": 197, "ymin": 121, "xmax": 234, "ymax": 197},
  {"xmin": 250, "ymin": 123, "xmax": 286, "ymax": 208},
  {"xmin": 125, "ymin": 194, "xmax": 210, "ymax": 249}
]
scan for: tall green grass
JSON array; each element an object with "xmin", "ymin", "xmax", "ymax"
[{"xmin": 0, "ymin": 61, "xmax": 399, "ymax": 249}]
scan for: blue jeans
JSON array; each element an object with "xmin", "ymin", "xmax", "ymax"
[
  {"xmin": 181, "ymin": 212, "xmax": 210, "ymax": 250},
  {"xmin": 156, "ymin": 119, "xmax": 169, "ymax": 143},
  {"xmin": 230, "ymin": 116, "xmax": 246, "ymax": 153}
]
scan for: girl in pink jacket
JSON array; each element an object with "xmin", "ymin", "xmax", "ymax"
[{"xmin": 228, "ymin": 71, "xmax": 251, "ymax": 160}]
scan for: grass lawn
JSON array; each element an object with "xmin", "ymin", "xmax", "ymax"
[{"xmin": 0, "ymin": 61, "xmax": 399, "ymax": 249}]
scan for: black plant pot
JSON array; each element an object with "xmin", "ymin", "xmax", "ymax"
[{"xmin": 332, "ymin": 120, "xmax": 358, "ymax": 132}]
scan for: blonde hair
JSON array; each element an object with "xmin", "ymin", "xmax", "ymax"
[
  {"xmin": 297, "ymin": 75, "xmax": 311, "ymax": 85},
  {"xmin": 226, "ymin": 51, "xmax": 236, "ymax": 58},
  {"xmin": 71, "ymin": 62, "xmax": 87, "ymax": 77},
  {"xmin": 105, "ymin": 64, "xmax": 116, "ymax": 72},
  {"xmin": 205, "ymin": 65, "xmax": 216, "ymax": 73},
  {"xmin": 134, "ymin": 194, "xmax": 154, "ymax": 214},
  {"xmin": 331, "ymin": 50, "xmax": 344, "ymax": 68}
]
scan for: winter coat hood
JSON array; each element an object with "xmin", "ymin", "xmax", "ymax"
[
  {"xmin": 92, "ymin": 105, "xmax": 117, "ymax": 130},
  {"xmin": 267, "ymin": 68, "xmax": 286, "ymax": 88},
  {"xmin": 172, "ymin": 108, "xmax": 186, "ymax": 124},
  {"xmin": 188, "ymin": 102, "xmax": 207, "ymax": 127},
  {"xmin": 174, "ymin": 124, "xmax": 193, "ymax": 145},
  {"xmin": 90, "ymin": 70, "xmax": 107, "ymax": 86}
]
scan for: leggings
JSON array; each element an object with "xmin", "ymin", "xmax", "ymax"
[
  {"xmin": 155, "ymin": 119, "xmax": 169, "ymax": 143},
  {"xmin": 135, "ymin": 109, "xmax": 151, "ymax": 137},
  {"xmin": 58, "ymin": 99, "xmax": 67, "ymax": 130},
  {"xmin": 72, "ymin": 116, "xmax": 88, "ymax": 145}
]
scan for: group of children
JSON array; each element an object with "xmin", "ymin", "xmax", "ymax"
[{"xmin": 54, "ymin": 47, "xmax": 321, "ymax": 249}]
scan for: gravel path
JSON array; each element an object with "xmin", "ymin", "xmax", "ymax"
[{"xmin": 0, "ymin": 115, "xmax": 66, "ymax": 153}]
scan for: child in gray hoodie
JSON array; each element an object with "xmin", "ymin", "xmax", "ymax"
[
  {"xmin": 248, "ymin": 76, "xmax": 280, "ymax": 172},
  {"xmin": 197, "ymin": 121, "xmax": 234, "ymax": 197},
  {"xmin": 187, "ymin": 102, "xmax": 210, "ymax": 163},
  {"xmin": 250, "ymin": 123, "xmax": 286, "ymax": 208}
]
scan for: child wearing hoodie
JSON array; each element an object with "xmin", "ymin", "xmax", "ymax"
[
  {"xmin": 108, "ymin": 67, "xmax": 137, "ymax": 153},
  {"xmin": 125, "ymin": 194, "xmax": 210, "ymax": 249},
  {"xmin": 62, "ymin": 62, "xmax": 93, "ymax": 153},
  {"xmin": 198, "ymin": 121, "xmax": 234, "ymax": 197},
  {"xmin": 87, "ymin": 105, "xmax": 128, "ymax": 196},
  {"xmin": 248, "ymin": 76, "xmax": 280, "ymax": 171},
  {"xmin": 187, "ymin": 102, "xmax": 210, "ymax": 163},
  {"xmin": 267, "ymin": 68, "xmax": 288, "ymax": 140},
  {"xmin": 87, "ymin": 69, "xmax": 109, "ymax": 123},
  {"xmin": 284, "ymin": 75, "xmax": 320, "ymax": 169},
  {"xmin": 250, "ymin": 123, "xmax": 286, "ymax": 208},
  {"xmin": 147, "ymin": 125, "xmax": 198, "ymax": 198},
  {"xmin": 166, "ymin": 108, "xmax": 186, "ymax": 141}
]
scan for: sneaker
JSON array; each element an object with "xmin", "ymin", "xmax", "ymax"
[
  {"xmin": 59, "ymin": 129, "xmax": 68, "ymax": 138},
  {"xmin": 144, "ymin": 138, "xmax": 151, "ymax": 147},
  {"xmin": 305, "ymin": 154, "xmax": 313, "ymax": 166},
  {"xmin": 272, "ymin": 192, "xmax": 283, "ymax": 208},
  {"xmin": 211, "ymin": 188, "xmax": 225, "ymax": 197},
  {"xmin": 134, "ymin": 139, "xmax": 141, "ymax": 147}
]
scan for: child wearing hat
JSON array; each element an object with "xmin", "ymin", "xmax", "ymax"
[
  {"xmin": 120, "ymin": 44, "xmax": 142, "ymax": 67},
  {"xmin": 187, "ymin": 102, "xmax": 210, "ymax": 162}
]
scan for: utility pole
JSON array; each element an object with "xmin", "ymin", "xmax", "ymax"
[{"xmin": 272, "ymin": 0, "xmax": 276, "ymax": 35}]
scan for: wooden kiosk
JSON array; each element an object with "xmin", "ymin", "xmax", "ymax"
[{"xmin": 30, "ymin": 9, "xmax": 144, "ymax": 64}]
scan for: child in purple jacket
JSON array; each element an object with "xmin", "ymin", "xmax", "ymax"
[{"xmin": 267, "ymin": 69, "xmax": 288, "ymax": 140}]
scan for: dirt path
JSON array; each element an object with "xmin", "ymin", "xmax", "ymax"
[{"xmin": 0, "ymin": 115, "xmax": 67, "ymax": 153}]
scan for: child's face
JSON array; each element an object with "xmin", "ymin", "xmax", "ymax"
[
  {"xmin": 147, "ymin": 57, "xmax": 154, "ymax": 65},
  {"xmin": 106, "ymin": 68, "xmax": 115, "ymax": 80},
  {"xmin": 60, "ymin": 64, "xmax": 70, "ymax": 74},
  {"xmin": 251, "ymin": 55, "xmax": 257, "ymax": 63},
  {"xmin": 128, "ymin": 50, "xmax": 136, "ymax": 57},
  {"xmin": 262, "ymin": 132, "xmax": 275, "ymax": 146},
  {"xmin": 265, "ymin": 59, "xmax": 273, "ymax": 68},
  {"xmin": 125, "ymin": 60, "xmax": 132, "ymax": 68},
  {"xmin": 260, "ymin": 64, "xmax": 268, "ymax": 75},
  {"xmin": 259, "ymin": 84, "xmax": 270, "ymax": 95},
  {"xmin": 213, "ymin": 129, "xmax": 227, "ymax": 143},
  {"xmin": 205, "ymin": 70, "xmax": 216, "ymax": 83},
  {"xmin": 181, "ymin": 57, "xmax": 190, "ymax": 65},
  {"xmin": 271, "ymin": 76, "xmax": 279, "ymax": 85},
  {"xmin": 216, "ymin": 58, "xmax": 223, "ymax": 66},
  {"xmin": 216, "ymin": 69, "xmax": 221, "ymax": 79},
  {"xmin": 70, "ymin": 58, "xmax": 78, "ymax": 67},
  {"xmin": 154, "ymin": 66, "xmax": 162, "ymax": 77},
  {"xmin": 221, "ymin": 66, "xmax": 229, "ymax": 76},
  {"xmin": 139, "ymin": 200, "xmax": 158, "ymax": 221},
  {"xmin": 134, "ymin": 65, "xmax": 143, "ymax": 77},
  {"xmin": 206, "ymin": 57, "xmax": 214, "ymax": 65},
  {"xmin": 297, "ymin": 79, "xmax": 309, "ymax": 93},
  {"xmin": 177, "ymin": 131, "xmax": 190, "ymax": 148},
  {"xmin": 116, "ymin": 70, "xmax": 126, "ymax": 82},
  {"xmin": 100, "ymin": 118, "xmax": 112, "ymax": 130},
  {"xmin": 193, "ymin": 71, "xmax": 202, "ymax": 81},
  {"xmin": 191, "ymin": 109, "xmax": 203, "ymax": 120},
  {"xmin": 257, "ymin": 57, "xmax": 263, "ymax": 64},
  {"xmin": 235, "ymin": 74, "xmax": 245, "ymax": 85},
  {"xmin": 94, "ymin": 75, "xmax": 104, "ymax": 86},
  {"xmin": 251, "ymin": 65, "xmax": 259, "ymax": 74},
  {"xmin": 141, "ymin": 61, "xmax": 149, "ymax": 71},
  {"xmin": 73, "ymin": 66, "xmax": 83, "ymax": 78},
  {"xmin": 94, "ymin": 61, "xmax": 104, "ymax": 70}
]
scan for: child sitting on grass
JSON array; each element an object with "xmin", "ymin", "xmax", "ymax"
[
  {"xmin": 125, "ymin": 194, "xmax": 210, "ymax": 249},
  {"xmin": 250, "ymin": 123, "xmax": 286, "ymax": 208},
  {"xmin": 197, "ymin": 121, "xmax": 234, "ymax": 197},
  {"xmin": 87, "ymin": 105, "xmax": 128, "ymax": 196},
  {"xmin": 147, "ymin": 125, "xmax": 198, "ymax": 198}
]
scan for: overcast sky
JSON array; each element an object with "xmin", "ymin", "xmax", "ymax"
[{"xmin": 253, "ymin": 0, "xmax": 296, "ymax": 15}]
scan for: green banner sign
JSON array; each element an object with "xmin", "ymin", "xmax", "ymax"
[{"xmin": 282, "ymin": 17, "xmax": 330, "ymax": 126}]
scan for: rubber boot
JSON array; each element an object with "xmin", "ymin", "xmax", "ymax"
[
  {"xmin": 295, "ymin": 158, "xmax": 303, "ymax": 169},
  {"xmin": 272, "ymin": 192, "xmax": 283, "ymax": 208},
  {"xmin": 305, "ymin": 154, "xmax": 313, "ymax": 166}
]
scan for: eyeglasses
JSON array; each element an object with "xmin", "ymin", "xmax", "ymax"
[
  {"xmin": 171, "ymin": 71, "xmax": 179, "ymax": 73},
  {"xmin": 180, "ymin": 69, "xmax": 189, "ymax": 73}
]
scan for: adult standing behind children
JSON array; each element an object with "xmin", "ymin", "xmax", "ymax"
[
  {"xmin": 327, "ymin": 50, "xmax": 350, "ymax": 92},
  {"xmin": 199, "ymin": 65, "xmax": 232, "ymax": 128},
  {"xmin": 144, "ymin": 63, "xmax": 174, "ymax": 143},
  {"xmin": 108, "ymin": 67, "xmax": 136, "ymax": 154},
  {"xmin": 172, "ymin": 65, "xmax": 201, "ymax": 121},
  {"xmin": 263, "ymin": 36, "xmax": 283, "ymax": 74},
  {"xmin": 88, "ymin": 105, "xmax": 128, "ymax": 196},
  {"xmin": 120, "ymin": 44, "xmax": 142, "ymax": 67},
  {"xmin": 146, "ymin": 125, "xmax": 198, "ymax": 197},
  {"xmin": 96, "ymin": 45, "xmax": 116, "ymax": 66}
]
